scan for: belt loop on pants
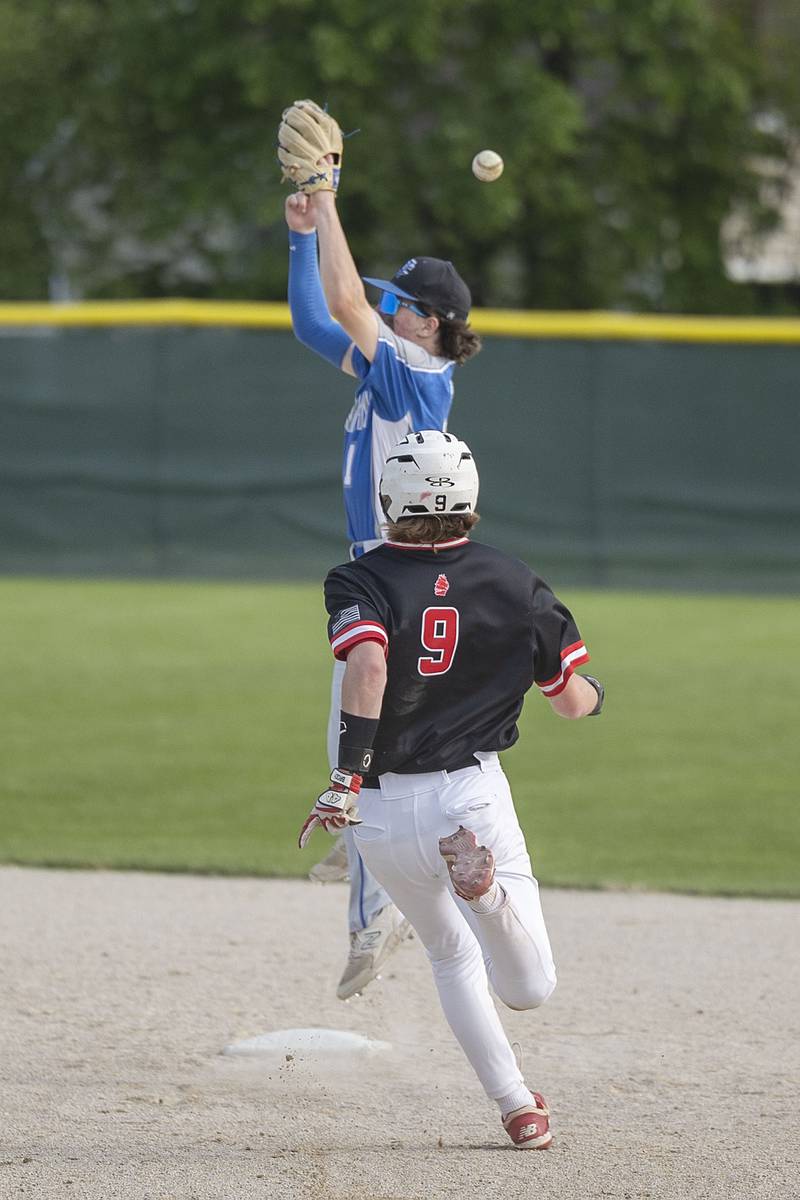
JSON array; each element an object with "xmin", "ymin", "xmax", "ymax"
[{"xmin": 445, "ymin": 751, "xmax": 499, "ymax": 780}]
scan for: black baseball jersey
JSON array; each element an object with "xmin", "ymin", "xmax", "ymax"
[{"xmin": 324, "ymin": 536, "xmax": 590, "ymax": 778}]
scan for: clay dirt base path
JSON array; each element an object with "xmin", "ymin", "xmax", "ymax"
[{"xmin": 1, "ymin": 867, "xmax": 797, "ymax": 1200}]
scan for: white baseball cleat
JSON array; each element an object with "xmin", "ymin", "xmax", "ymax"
[
  {"xmin": 308, "ymin": 835, "xmax": 350, "ymax": 883},
  {"xmin": 337, "ymin": 904, "xmax": 411, "ymax": 1000}
]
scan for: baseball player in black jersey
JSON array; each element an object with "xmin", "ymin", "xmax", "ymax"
[{"xmin": 299, "ymin": 430, "xmax": 604, "ymax": 1150}]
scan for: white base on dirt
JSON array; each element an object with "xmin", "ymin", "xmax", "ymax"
[{"xmin": 223, "ymin": 1027, "xmax": 391, "ymax": 1059}]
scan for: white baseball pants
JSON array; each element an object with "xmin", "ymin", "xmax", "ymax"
[{"xmin": 352, "ymin": 754, "xmax": 557, "ymax": 1100}]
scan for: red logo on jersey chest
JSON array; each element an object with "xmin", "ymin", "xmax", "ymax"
[{"xmin": 434, "ymin": 573, "xmax": 450, "ymax": 597}]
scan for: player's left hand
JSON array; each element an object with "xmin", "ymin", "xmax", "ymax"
[{"xmin": 298, "ymin": 769, "xmax": 363, "ymax": 849}]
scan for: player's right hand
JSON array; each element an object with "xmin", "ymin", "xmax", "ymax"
[
  {"xmin": 298, "ymin": 769, "xmax": 363, "ymax": 850},
  {"xmin": 285, "ymin": 193, "xmax": 317, "ymax": 234}
]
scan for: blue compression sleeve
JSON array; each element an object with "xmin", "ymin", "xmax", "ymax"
[{"xmin": 288, "ymin": 230, "xmax": 352, "ymax": 369}]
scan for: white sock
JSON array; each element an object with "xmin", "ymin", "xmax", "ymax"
[
  {"xmin": 467, "ymin": 881, "xmax": 505, "ymax": 914},
  {"xmin": 496, "ymin": 1084, "xmax": 533, "ymax": 1118}
]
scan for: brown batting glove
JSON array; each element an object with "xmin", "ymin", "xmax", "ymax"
[{"xmin": 278, "ymin": 99, "xmax": 343, "ymax": 194}]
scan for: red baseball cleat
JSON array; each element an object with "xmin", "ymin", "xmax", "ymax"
[
  {"xmin": 438, "ymin": 825, "xmax": 495, "ymax": 901},
  {"xmin": 502, "ymin": 1092, "xmax": 553, "ymax": 1150}
]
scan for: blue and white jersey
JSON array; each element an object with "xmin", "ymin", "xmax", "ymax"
[{"xmin": 343, "ymin": 322, "xmax": 454, "ymax": 548}]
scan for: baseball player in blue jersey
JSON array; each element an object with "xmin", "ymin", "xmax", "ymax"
[{"xmin": 280, "ymin": 98, "xmax": 482, "ymax": 1000}]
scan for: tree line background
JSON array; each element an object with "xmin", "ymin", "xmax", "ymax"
[{"xmin": 2, "ymin": 0, "xmax": 799, "ymax": 313}]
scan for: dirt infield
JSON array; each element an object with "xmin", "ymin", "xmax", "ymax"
[{"xmin": 1, "ymin": 866, "xmax": 797, "ymax": 1199}]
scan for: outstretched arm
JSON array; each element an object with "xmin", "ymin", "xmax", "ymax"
[
  {"xmin": 286, "ymin": 194, "xmax": 355, "ymax": 375},
  {"xmin": 310, "ymin": 191, "xmax": 381, "ymax": 364}
]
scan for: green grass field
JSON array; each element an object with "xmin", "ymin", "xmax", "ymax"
[{"xmin": 1, "ymin": 577, "xmax": 797, "ymax": 896}]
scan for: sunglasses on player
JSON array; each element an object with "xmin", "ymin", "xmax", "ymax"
[{"xmin": 378, "ymin": 291, "xmax": 428, "ymax": 318}]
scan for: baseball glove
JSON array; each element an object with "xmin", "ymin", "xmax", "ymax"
[{"xmin": 278, "ymin": 99, "xmax": 343, "ymax": 194}]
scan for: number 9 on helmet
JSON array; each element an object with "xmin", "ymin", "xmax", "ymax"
[{"xmin": 379, "ymin": 430, "xmax": 479, "ymax": 522}]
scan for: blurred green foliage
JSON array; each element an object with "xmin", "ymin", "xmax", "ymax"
[{"xmin": 0, "ymin": 0, "xmax": 798, "ymax": 310}]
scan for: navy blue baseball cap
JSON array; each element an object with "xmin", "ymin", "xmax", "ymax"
[{"xmin": 363, "ymin": 257, "xmax": 471, "ymax": 322}]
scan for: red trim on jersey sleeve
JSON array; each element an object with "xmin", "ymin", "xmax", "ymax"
[
  {"xmin": 329, "ymin": 620, "xmax": 389, "ymax": 661},
  {"xmin": 537, "ymin": 640, "xmax": 590, "ymax": 696}
]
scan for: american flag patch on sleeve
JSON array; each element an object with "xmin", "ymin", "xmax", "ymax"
[{"xmin": 331, "ymin": 604, "xmax": 361, "ymax": 635}]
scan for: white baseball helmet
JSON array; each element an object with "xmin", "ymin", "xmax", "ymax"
[{"xmin": 379, "ymin": 430, "xmax": 479, "ymax": 522}]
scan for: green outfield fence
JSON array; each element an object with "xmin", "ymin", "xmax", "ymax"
[{"xmin": 1, "ymin": 302, "xmax": 799, "ymax": 590}]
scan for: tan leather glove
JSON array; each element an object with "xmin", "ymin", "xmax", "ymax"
[{"xmin": 278, "ymin": 99, "xmax": 343, "ymax": 193}]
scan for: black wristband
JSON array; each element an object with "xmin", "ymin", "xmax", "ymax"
[
  {"xmin": 581, "ymin": 675, "xmax": 605, "ymax": 716},
  {"xmin": 338, "ymin": 710, "xmax": 379, "ymax": 774}
]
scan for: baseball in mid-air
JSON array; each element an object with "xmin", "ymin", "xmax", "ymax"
[{"xmin": 472, "ymin": 150, "xmax": 504, "ymax": 182}]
